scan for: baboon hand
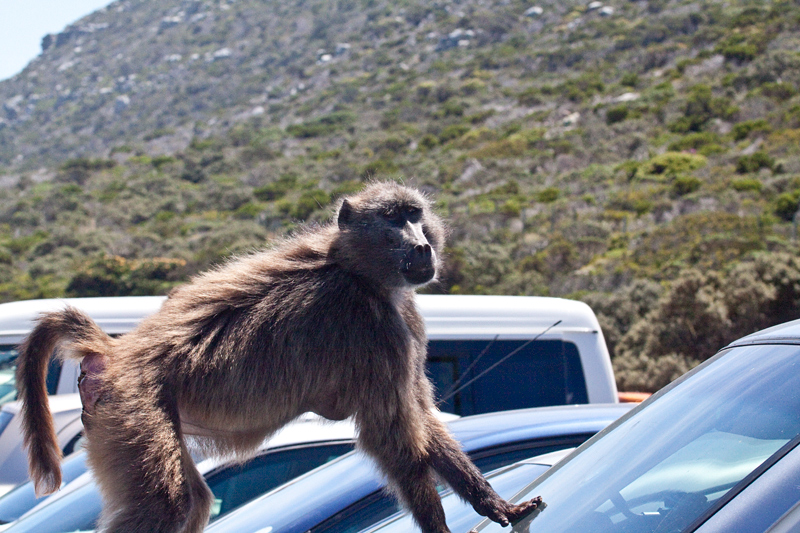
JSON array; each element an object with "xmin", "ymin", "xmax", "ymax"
[{"xmin": 485, "ymin": 496, "xmax": 544, "ymax": 527}]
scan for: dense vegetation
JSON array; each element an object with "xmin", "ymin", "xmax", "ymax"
[{"xmin": 3, "ymin": 0, "xmax": 800, "ymax": 390}]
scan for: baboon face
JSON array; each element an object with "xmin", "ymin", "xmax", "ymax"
[{"xmin": 336, "ymin": 183, "xmax": 444, "ymax": 288}]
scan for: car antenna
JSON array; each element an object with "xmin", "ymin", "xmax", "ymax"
[
  {"xmin": 438, "ymin": 320, "xmax": 562, "ymax": 406},
  {"xmin": 440, "ymin": 335, "xmax": 500, "ymax": 402}
]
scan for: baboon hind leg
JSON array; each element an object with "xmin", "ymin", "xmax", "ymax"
[{"xmin": 87, "ymin": 394, "xmax": 213, "ymax": 533}]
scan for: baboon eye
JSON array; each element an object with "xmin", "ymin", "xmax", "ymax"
[
  {"xmin": 405, "ymin": 207, "xmax": 421, "ymax": 221},
  {"xmin": 382, "ymin": 210, "xmax": 404, "ymax": 224}
]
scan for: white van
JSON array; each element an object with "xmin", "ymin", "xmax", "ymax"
[{"xmin": 0, "ymin": 295, "xmax": 617, "ymax": 414}]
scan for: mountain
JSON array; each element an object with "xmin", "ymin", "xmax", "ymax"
[
  {"xmin": 1, "ymin": 0, "xmax": 576, "ymax": 168},
  {"xmin": 3, "ymin": 0, "xmax": 800, "ymax": 390}
]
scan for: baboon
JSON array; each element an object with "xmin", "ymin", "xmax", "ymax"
[{"xmin": 16, "ymin": 182, "xmax": 541, "ymax": 533}]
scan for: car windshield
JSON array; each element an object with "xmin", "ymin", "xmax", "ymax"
[
  {"xmin": 474, "ymin": 343, "xmax": 800, "ymax": 533},
  {"xmin": 0, "ymin": 345, "xmax": 61, "ymax": 406},
  {"xmin": 0, "ymin": 347, "xmax": 18, "ymax": 405},
  {"xmin": 0, "ymin": 452, "xmax": 89, "ymax": 524}
]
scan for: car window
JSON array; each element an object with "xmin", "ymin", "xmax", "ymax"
[
  {"xmin": 309, "ymin": 437, "xmax": 589, "ymax": 533},
  {"xmin": 474, "ymin": 343, "xmax": 800, "ymax": 533},
  {"xmin": 469, "ymin": 435, "xmax": 592, "ymax": 474},
  {"xmin": 204, "ymin": 442, "xmax": 354, "ymax": 521},
  {"xmin": 0, "ymin": 347, "xmax": 18, "ymax": 405},
  {"xmin": 362, "ymin": 463, "xmax": 551, "ymax": 533},
  {"xmin": 0, "ymin": 410, "xmax": 12, "ymax": 436},
  {"xmin": 3, "ymin": 478, "xmax": 101, "ymax": 533},
  {"xmin": 428, "ymin": 339, "xmax": 587, "ymax": 416},
  {"xmin": 0, "ymin": 345, "xmax": 61, "ymax": 406},
  {"xmin": 4, "ymin": 443, "xmax": 354, "ymax": 533},
  {"xmin": 694, "ymin": 443, "xmax": 800, "ymax": 532},
  {"xmin": 0, "ymin": 452, "xmax": 89, "ymax": 525}
]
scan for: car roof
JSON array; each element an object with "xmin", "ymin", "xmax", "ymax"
[
  {"xmin": 0, "ymin": 296, "xmax": 166, "ymax": 345},
  {"xmin": 1, "ymin": 393, "xmax": 82, "ymax": 416},
  {"xmin": 0, "ymin": 294, "xmax": 600, "ymax": 345},
  {"xmin": 444, "ymin": 403, "xmax": 631, "ymax": 450},
  {"xmin": 726, "ymin": 318, "xmax": 800, "ymax": 348},
  {"xmin": 416, "ymin": 294, "xmax": 601, "ymax": 339}
]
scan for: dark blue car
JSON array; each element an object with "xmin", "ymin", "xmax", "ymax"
[
  {"xmin": 204, "ymin": 403, "xmax": 632, "ymax": 533},
  {"xmin": 368, "ymin": 318, "xmax": 800, "ymax": 533}
]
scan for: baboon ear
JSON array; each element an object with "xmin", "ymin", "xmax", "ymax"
[{"xmin": 338, "ymin": 199, "xmax": 353, "ymax": 229}]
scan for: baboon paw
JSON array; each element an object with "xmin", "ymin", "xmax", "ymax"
[{"xmin": 505, "ymin": 496, "xmax": 544, "ymax": 523}]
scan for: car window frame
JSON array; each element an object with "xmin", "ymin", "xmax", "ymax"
[
  {"xmin": 201, "ymin": 439, "xmax": 356, "ymax": 522},
  {"xmin": 308, "ymin": 434, "xmax": 594, "ymax": 533}
]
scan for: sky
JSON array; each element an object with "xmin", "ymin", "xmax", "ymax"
[{"xmin": 0, "ymin": 0, "xmax": 115, "ymax": 81}]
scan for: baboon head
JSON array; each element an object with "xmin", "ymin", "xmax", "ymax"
[{"xmin": 335, "ymin": 182, "xmax": 446, "ymax": 288}]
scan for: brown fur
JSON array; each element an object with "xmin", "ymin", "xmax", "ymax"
[{"xmin": 16, "ymin": 182, "xmax": 540, "ymax": 533}]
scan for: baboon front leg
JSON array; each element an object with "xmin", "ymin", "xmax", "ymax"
[
  {"xmin": 424, "ymin": 412, "xmax": 543, "ymax": 527},
  {"xmin": 357, "ymin": 409, "xmax": 451, "ymax": 533},
  {"xmin": 87, "ymin": 391, "xmax": 212, "ymax": 533}
]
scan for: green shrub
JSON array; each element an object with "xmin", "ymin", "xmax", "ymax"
[
  {"xmin": 57, "ymin": 158, "xmax": 116, "ymax": 185},
  {"xmin": 668, "ymin": 132, "xmax": 720, "ymax": 152},
  {"xmin": 644, "ymin": 152, "xmax": 707, "ymax": 176},
  {"xmin": 468, "ymin": 199, "xmax": 496, "ymax": 215},
  {"xmin": 668, "ymin": 85, "xmax": 737, "ymax": 133},
  {"xmin": 499, "ymin": 199, "xmax": 522, "ymax": 216},
  {"xmin": 234, "ymin": 203, "xmax": 263, "ymax": 219},
  {"xmin": 379, "ymin": 109, "xmax": 399, "ymax": 129},
  {"xmin": 293, "ymin": 189, "xmax": 331, "ymax": 219},
  {"xmin": 66, "ymin": 256, "xmax": 186, "ymax": 297},
  {"xmin": 151, "ymin": 155, "xmax": 177, "ymax": 169},
  {"xmin": 732, "ymin": 119, "xmax": 771, "ymax": 141},
  {"xmin": 559, "ymin": 74, "xmax": 605, "ymax": 103},
  {"xmin": 736, "ymin": 151, "xmax": 774, "ymax": 174},
  {"xmin": 461, "ymin": 78, "xmax": 486, "ymax": 96},
  {"xmin": 672, "ymin": 175, "xmax": 702, "ymax": 196},
  {"xmin": 380, "ymin": 136, "xmax": 409, "ymax": 154},
  {"xmin": 620, "ymin": 72, "xmax": 639, "ymax": 88},
  {"xmin": 331, "ymin": 180, "xmax": 364, "ymax": 199},
  {"xmin": 253, "ymin": 173, "xmax": 298, "ymax": 201},
  {"xmin": 415, "ymin": 81, "xmax": 436, "ymax": 101},
  {"xmin": 774, "ymin": 192, "xmax": 800, "ymax": 221},
  {"xmin": 731, "ymin": 178, "xmax": 762, "ymax": 192},
  {"xmin": 438, "ymin": 124, "xmax": 470, "ymax": 143},
  {"xmin": 439, "ymin": 100, "xmax": 465, "ymax": 118},
  {"xmin": 466, "ymin": 109, "xmax": 496, "ymax": 124},
  {"xmin": 419, "ymin": 134, "xmax": 439, "ymax": 150},
  {"xmin": 608, "ymin": 190, "xmax": 653, "ymax": 215},
  {"xmin": 537, "ymin": 187, "xmax": 560, "ymax": 203},
  {"xmin": 606, "ymin": 105, "xmax": 629, "ymax": 125},
  {"xmin": 518, "ymin": 88, "xmax": 542, "ymax": 107},
  {"xmin": 616, "ymin": 160, "xmax": 640, "ymax": 180},
  {"xmin": 361, "ymin": 158, "xmax": 400, "ymax": 178},
  {"xmin": 286, "ymin": 111, "xmax": 356, "ymax": 138},
  {"xmin": 717, "ymin": 41, "xmax": 759, "ymax": 62},
  {"xmin": 761, "ymin": 81, "xmax": 797, "ymax": 101}
]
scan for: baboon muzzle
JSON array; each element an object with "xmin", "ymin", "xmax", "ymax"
[{"xmin": 402, "ymin": 242, "xmax": 435, "ymax": 285}]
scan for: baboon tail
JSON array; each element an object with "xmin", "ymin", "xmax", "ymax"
[{"xmin": 16, "ymin": 306, "xmax": 112, "ymax": 496}]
